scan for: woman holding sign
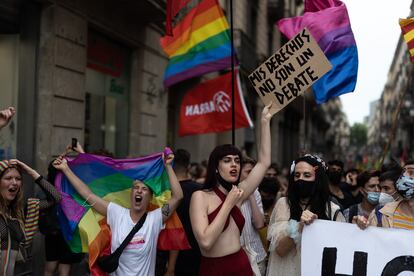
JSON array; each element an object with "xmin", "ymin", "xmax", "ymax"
[
  {"xmin": 266, "ymin": 154, "xmax": 345, "ymax": 276},
  {"xmin": 190, "ymin": 104, "xmax": 274, "ymax": 276}
]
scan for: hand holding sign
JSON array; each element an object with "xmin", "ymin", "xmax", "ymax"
[
  {"xmin": 248, "ymin": 28, "xmax": 332, "ymax": 114},
  {"xmin": 352, "ymin": 215, "xmax": 369, "ymax": 230},
  {"xmin": 300, "ymin": 210, "xmax": 318, "ymax": 226},
  {"xmin": 261, "ymin": 102, "xmax": 274, "ymax": 123}
]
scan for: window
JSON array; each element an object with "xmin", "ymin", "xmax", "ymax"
[{"xmin": 85, "ymin": 31, "xmax": 130, "ymax": 157}]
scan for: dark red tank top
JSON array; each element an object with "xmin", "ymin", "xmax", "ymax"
[{"xmin": 207, "ymin": 186, "xmax": 245, "ymax": 233}]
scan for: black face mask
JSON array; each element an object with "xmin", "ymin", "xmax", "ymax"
[
  {"xmin": 216, "ymin": 171, "xmax": 238, "ymax": 191},
  {"xmin": 327, "ymin": 171, "xmax": 342, "ymax": 185},
  {"xmin": 293, "ymin": 179, "xmax": 316, "ymax": 199},
  {"xmin": 347, "ymin": 185, "xmax": 359, "ymax": 191}
]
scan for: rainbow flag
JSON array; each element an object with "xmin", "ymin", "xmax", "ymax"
[
  {"xmin": 160, "ymin": 0, "xmax": 234, "ymax": 87},
  {"xmin": 56, "ymin": 152, "xmax": 190, "ymax": 275},
  {"xmin": 277, "ymin": 0, "xmax": 358, "ymax": 104},
  {"xmin": 400, "ymin": 18, "xmax": 414, "ymax": 63}
]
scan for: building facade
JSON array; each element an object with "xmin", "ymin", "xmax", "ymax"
[{"xmin": 367, "ymin": 1, "xmax": 414, "ymax": 164}]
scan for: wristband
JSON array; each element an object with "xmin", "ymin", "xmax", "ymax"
[
  {"xmin": 34, "ymin": 175, "xmax": 43, "ymax": 184},
  {"xmin": 287, "ymin": 219, "xmax": 302, "ymax": 244}
]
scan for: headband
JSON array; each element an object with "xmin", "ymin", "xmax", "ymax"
[{"xmin": 290, "ymin": 154, "xmax": 327, "ymax": 174}]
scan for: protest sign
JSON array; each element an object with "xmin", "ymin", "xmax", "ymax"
[
  {"xmin": 302, "ymin": 220, "xmax": 414, "ymax": 276},
  {"xmin": 248, "ymin": 28, "xmax": 332, "ymax": 114}
]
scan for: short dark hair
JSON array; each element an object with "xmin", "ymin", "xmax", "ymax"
[
  {"xmin": 404, "ymin": 160, "xmax": 414, "ymax": 166},
  {"xmin": 356, "ymin": 170, "xmax": 380, "ymax": 188},
  {"xmin": 379, "ymin": 169, "xmax": 402, "ymax": 186},
  {"xmin": 266, "ymin": 163, "xmax": 280, "ymax": 175},
  {"xmin": 174, "ymin": 149, "xmax": 191, "ymax": 171},
  {"xmin": 242, "ymin": 157, "xmax": 256, "ymax": 167},
  {"xmin": 259, "ymin": 177, "xmax": 279, "ymax": 195},
  {"xmin": 381, "ymin": 159, "xmax": 401, "ymax": 173},
  {"xmin": 345, "ymin": 168, "xmax": 359, "ymax": 175},
  {"xmin": 327, "ymin": 160, "xmax": 344, "ymax": 170}
]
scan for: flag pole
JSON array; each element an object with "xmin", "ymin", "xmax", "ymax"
[{"xmin": 230, "ymin": 0, "xmax": 235, "ymax": 146}]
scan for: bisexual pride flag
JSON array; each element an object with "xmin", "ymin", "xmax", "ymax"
[
  {"xmin": 277, "ymin": 0, "xmax": 358, "ymax": 103},
  {"xmin": 55, "ymin": 152, "xmax": 190, "ymax": 275}
]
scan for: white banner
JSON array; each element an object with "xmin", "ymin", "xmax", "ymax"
[{"xmin": 302, "ymin": 220, "xmax": 414, "ymax": 276}]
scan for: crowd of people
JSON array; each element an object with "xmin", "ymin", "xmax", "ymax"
[{"xmin": 1, "ymin": 104, "xmax": 414, "ymax": 276}]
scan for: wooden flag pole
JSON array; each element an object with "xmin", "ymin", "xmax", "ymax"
[{"xmin": 230, "ymin": 0, "xmax": 235, "ymax": 146}]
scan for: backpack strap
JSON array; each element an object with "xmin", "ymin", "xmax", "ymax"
[
  {"xmin": 333, "ymin": 209, "xmax": 341, "ymax": 221},
  {"xmin": 348, "ymin": 204, "xmax": 358, "ymax": 223},
  {"xmin": 375, "ymin": 205, "xmax": 383, "ymax": 227},
  {"xmin": 327, "ymin": 201, "xmax": 332, "ymax": 220}
]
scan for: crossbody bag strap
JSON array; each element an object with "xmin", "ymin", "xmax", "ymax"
[{"xmin": 112, "ymin": 212, "xmax": 148, "ymax": 255}]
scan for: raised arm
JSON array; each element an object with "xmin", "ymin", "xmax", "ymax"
[
  {"xmin": 53, "ymin": 156, "xmax": 109, "ymax": 216},
  {"xmin": 61, "ymin": 141, "xmax": 85, "ymax": 156},
  {"xmin": 190, "ymin": 186, "xmax": 243, "ymax": 251},
  {"xmin": 0, "ymin": 107, "xmax": 15, "ymax": 130},
  {"xmin": 239, "ymin": 103, "xmax": 274, "ymax": 199},
  {"xmin": 250, "ymin": 190, "xmax": 265, "ymax": 229},
  {"xmin": 8, "ymin": 159, "xmax": 61, "ymax": 209},
  {"xmin": 162, "ymin": 150, "xmax": 184, "ymax": 223}
]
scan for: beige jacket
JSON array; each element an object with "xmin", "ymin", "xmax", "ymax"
[{"xmin": 368, "ymin": 200, "xmax": 403, "ymax": 228}]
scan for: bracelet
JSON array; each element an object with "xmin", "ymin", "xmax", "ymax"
[
  {"xmin": 81, "ymin": 194, "xmax": 96, "ymax": 207},
  {"xmin": 287, "ymin": 219, "xmax": 302, "ymax": 244}
]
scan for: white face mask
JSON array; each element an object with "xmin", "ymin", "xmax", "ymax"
[{"xmin": 378, "ymin": 192, "xmax": 395, "ymax": 205}]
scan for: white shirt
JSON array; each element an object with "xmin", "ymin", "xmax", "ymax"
[
  {"xmin": 107, "ymin": 202, "xmax": 164, "ymax": 276},
  {"xmin": 240, "ymin": 189, "xmax": 267, "ymax": 262}
]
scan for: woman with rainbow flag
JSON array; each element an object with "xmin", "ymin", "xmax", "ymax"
[
  {"xmin": 190, "ymin": 103, "xmax": 274, "ymax": 276},
  {"xmin": 52, "ymin": 149, "xmax": 183, "ymax": 276}
]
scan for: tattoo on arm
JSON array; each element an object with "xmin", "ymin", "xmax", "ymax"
[{"xmin": 162, "ymin": 203, "xmax": 170, "ymax": 217}]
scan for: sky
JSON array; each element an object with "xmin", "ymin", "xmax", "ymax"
[{"xmin": 340, "ymin": 0, "xmax": 412, "ymax": 125}]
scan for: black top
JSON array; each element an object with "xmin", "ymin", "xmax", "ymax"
[
  {"xmin": 0, "ymin": 217, "xmax": 24, "ymax": 251},
  {"xmin": 330, "ymin": 183, "xmax": 358, "ymax": 210},
  {"xmin": 175, "ymin": 179, "xmax": 202, "ymax": 275}
]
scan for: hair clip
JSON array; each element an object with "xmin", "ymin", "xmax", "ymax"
[{"xmin": 290, "ymin": 160, "xmax": 296, "ymax": 174}]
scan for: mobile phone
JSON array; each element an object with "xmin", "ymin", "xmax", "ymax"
[{"xmin": 71, "ymin": 138, "xmax": 78, "ymax": 150}]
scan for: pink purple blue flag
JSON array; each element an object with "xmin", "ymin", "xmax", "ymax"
[{"xmin": 277, "ymin": 0, "xmax": 358, "ymax": 103}]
